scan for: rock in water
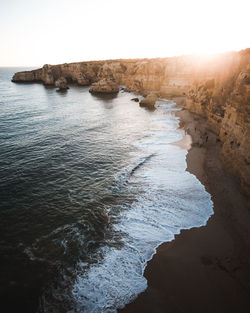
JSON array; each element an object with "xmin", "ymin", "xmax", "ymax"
[
  {"xmin": 55, "ymin": 77, "xmax": 69, "ymax": 91},
  {"xmin": 139, "ymin": 94, "xmax": 157, "ymax": 108},
  {"xmin": 89, "ymin": 79, "xmax": 119, "ymax": 94},
  {"xmin": 131, "ymin": 97, "xmax": 139, "ymax": 102}
]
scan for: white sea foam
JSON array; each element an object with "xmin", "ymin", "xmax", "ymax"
[{"xmin": 72, "ymin": 99, "xmax": 213, "ymax": 313}]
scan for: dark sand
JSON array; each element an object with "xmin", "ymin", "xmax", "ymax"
[{"xmin": 119, "ymin": 108, "xmax": 250, "ymax": 313}]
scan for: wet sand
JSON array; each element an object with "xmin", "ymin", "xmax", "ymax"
[{"xmin": 119, "ymin": 108, "xmax": 250, "ymax": 313}]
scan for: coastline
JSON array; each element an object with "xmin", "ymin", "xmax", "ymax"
[{"xmin": 119, "ymin": 107, "xmax": 250, "ymax": 313}]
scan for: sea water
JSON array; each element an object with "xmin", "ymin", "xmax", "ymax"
[{"xmin": 0, "ymin": 68, "xmax": 213, "ymax": 313}]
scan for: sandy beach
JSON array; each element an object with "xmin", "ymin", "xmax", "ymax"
[{"xmin": 119, "ymin": 108, "xmax": 250, "ymax": 313}]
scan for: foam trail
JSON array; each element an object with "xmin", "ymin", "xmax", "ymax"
[{"xmin": 130, "ymin": 153, "xmax": 155, "ymax": 176}]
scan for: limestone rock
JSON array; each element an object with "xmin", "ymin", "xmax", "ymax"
[
  {"xmin": 11, "ymin": 68, "xmax": 42, "ymax": 83},
  {"xmin": 12, "ymin": 71, "xmax": 36, "ymax": 82},
  {"xmin": 75, "ymin": 73, "xmax": 89, "ymax": 86},
  {"xmin": 89, "ymin": 79, "xmax": 119, "ymax": 94},
  {"xmin": 55, "ymin": 77, "xmax": 69, "ymax": 90},
  {"xmin": 186, "ymin": 51, "xmax": 250, "ymax": 197},
  {"xmin": 41, "ymin": 64, "xmax": 54, "ymax": 85},
  {"xmin": 139, "ymin": 94, "xmax": 157, "ymax": 107}
]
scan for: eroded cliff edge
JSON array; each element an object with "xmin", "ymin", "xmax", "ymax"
[{"xmin": 12, "ymin": 49, "xmax": 250, "ymax": 197}]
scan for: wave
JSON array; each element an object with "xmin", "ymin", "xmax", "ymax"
[{"xmin": 21, "ymin": 96, "xmax": 213, "ymax": 313}]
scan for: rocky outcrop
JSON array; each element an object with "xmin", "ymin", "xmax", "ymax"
[
  {"xmin": 139, "ymin": 94, "xmax": 157, "ymax": 108},
  {"xmin": 89, "ymin": 79, "xmax": 119, "ymax": 94},
  {"xmin": 12, "ymin": 68, "xmax": 42, "ymax": 83},
  {"xmin": 41, "ymin": 64, "xmax": 54, "ymax": 85},
  {"xmin": 11, "ymin": 49, "xmax": 250, "ymax": 196},
  {"xmin": 55, "ymin": 77, "xmax": 69, "ymax": 91}
]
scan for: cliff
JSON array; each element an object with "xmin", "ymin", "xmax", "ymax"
[
  {"xmin": 12, "ymin": 55, "xmax": 225, "ymax": 96},
  {"xmin": 186, "ymin": 49, "xmax": 250, "ymax": 197},
  {"xmin": 12, "ymin": 49, "xmax": 250, "ymax": 197}
]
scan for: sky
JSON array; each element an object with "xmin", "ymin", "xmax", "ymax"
[{"xmin": 0, "ymin": 0, "xmax": 249, "ymax": 66}]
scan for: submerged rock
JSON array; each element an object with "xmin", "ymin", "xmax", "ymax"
[
  {"xmin": 55, "ymin": 77, "xmax": 69, "ymax": 91},
  {"xmin": 89, "ymin": 79, "xmax": 119, "ymax": 94},
  {"xmin": 139, "ymin": 93, "xmax": 157, "ymax": 108},
  {"xmin": 131, "ymin": 97, "xmax": 139, "ymax": 102}
]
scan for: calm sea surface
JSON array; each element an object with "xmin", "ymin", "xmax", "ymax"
[{"xmin": 0, "ymin": 68, "xmax": 213, "ymax": 313}]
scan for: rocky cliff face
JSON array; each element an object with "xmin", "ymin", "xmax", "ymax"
[
  {"xmin": 12, "ymin": 55, "xmax": 221, "ymax": 95},
  {"xmin": 12, "ymin": 49, "xmax": 250, "ymax": 196},
  {"xmin": 186, "ymin": 49, "xmax": 250, "ymax": 197}
]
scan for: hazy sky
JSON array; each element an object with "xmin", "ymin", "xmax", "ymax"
[{"xmin": 0, "ymin": 0, "xmax": 249, "ymax": 66}]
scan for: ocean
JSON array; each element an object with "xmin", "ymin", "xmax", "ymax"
[{"xmin": 0, "ymin": 68, "xmax": 213, "ymax": 313}]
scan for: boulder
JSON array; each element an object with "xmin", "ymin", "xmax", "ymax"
[
  {"xmin": 12, "ymin": 71, "xmax": 36, "ymax": 82},
  {"xmin": 55, "ymin": 77, "xmax": 69, "ymax": 91},
  {"xmin": 131, "ymin": 97, "xmax": 139, "ymax": 102},
  {"xmin": 139, "ymin": 93, "xmax": 157, "ymax": 107},
  {"xmin": 89, "ymin": 79, "xmax": 119, "ymax": 94}
]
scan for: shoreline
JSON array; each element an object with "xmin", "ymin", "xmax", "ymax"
[{"xmin": 119, "ymin": 107, "xmax": 250, "ymax": 313}]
